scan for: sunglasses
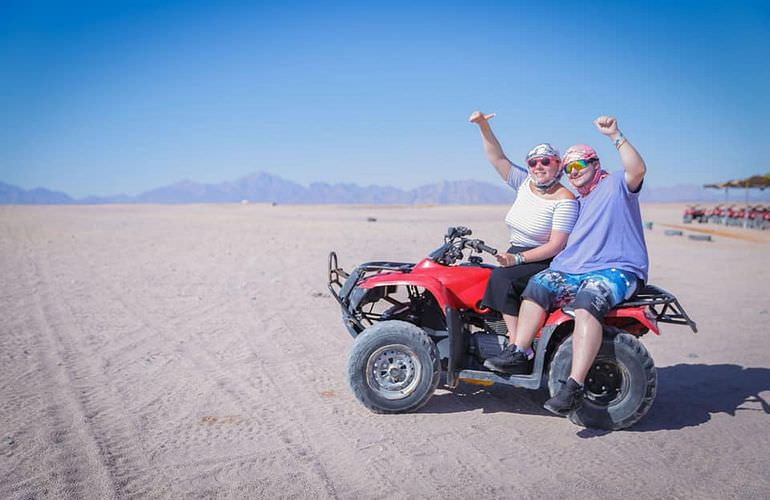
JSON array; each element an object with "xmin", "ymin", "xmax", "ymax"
[
  {"xmin": 527, "ymin": 157, "xmax": 559, "ymax": 168},
  {"xmin": 565, "ymin": 158, "xmax": 598, "ymax": 174}
]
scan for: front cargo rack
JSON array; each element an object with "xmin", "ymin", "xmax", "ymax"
[{"xmin": 328, "ymin": 251, "xmax": 414, "ymax": 308}]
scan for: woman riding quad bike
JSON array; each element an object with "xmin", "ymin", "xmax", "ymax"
[{"xmin": 328, "ymin": 226, "xmax": 697, "ymax": 430}]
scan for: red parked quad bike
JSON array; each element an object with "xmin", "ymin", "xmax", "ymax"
[{"xmin": 328, "ymin": 227, "xmax": 697, "ymax": 430}]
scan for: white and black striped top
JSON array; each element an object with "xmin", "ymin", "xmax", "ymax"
[{"xmin": 504, "ymin": 165, "xmax": 579, "ymax": 247}]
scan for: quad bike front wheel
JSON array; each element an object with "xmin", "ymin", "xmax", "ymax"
[
  {"xmin": 347, "ymin": 320, "xmax": 441, "ymax": 414},
  {"xmin": 548, "ymin": 327, "xmax": 657, "ymax": 430}
]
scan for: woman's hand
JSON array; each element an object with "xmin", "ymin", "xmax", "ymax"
[
  {"xmin": 495, "ymin": 253, "xmax": 516, "ymax": 266},
  {"xmin": 594, "ymin": 115, "xmax": 618, "ymax": 137},
  {"xmin": 471, "ymin": 110, "xmax": 512, "ymax": 182},
  {"xmin": 469, "ymin": 111, "xmax": 496, "ymax": 125}
]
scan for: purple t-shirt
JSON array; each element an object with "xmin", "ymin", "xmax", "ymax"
[{"xmin": 551, "ymin": 170, "xmax": 649, "ymax": 282}]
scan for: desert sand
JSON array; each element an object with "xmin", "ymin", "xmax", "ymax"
[{"xmin": 1, "ymin": 203, "xmax": 768, "ymax": 499}]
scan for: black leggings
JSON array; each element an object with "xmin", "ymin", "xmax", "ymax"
[{"xmin": 480, "ymin": 245, "xmax": 552, "ymax": 316}]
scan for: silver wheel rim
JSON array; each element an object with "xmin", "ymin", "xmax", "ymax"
[{"xmin": 366, "ymin": 344, "xmax": 422, "ymax": 400}]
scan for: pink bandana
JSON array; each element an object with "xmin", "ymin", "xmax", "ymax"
[{"xmin": 562, "ymin": 144, "xmax": 608, "ymax": 196}]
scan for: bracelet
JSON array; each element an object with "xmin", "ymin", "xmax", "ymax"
[
  {"xmin": 513, "ymin": 253, "xmax": 523, "ymax": 266},
  {"xmin": 613, "ymin": 131, "xmax": 626, "ymax": 149}
]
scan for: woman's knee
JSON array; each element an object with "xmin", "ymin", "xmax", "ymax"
[{"xmin": 521, "ymin": 280, "xmax": 553, "ymax": 311}]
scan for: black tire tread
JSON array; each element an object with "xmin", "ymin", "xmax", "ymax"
[
  {"xmin": 571, "ymin": 330, "xmax": 656, "ymax": 430},
  {"xmin": 549, "ymin": 327, "xmax": 657, "ymax": 430}
]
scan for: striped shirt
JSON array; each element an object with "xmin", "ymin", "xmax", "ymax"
[{"xmin": 504, "ymin": 164, "xmax": 579, "ymax": 247}]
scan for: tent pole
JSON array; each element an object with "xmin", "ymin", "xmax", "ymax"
[{"xmin": 745, "ymin": 185, "xmax": 749, "ymax": 228}]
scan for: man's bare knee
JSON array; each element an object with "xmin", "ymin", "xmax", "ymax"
[
  {"xmin": 573, "ymin": 308, "xmax": 603, "ymax": 338},
  {"xmin": 574, "ymin": 308, "xmax": 597, "ymax": 322}
]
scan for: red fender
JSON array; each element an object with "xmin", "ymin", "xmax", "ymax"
[
  {"xmin": 358, "ymin": 258, "xmax": 492, "ymax": 313},
  {"xmin": 541, "ymin": 307, "xmax": 659, "ymax": 335},
  {"xmin": 544, "ymin": 309, "xmax": 574, "ymax": 328},
  {"xmin": 359, "ymin": 272, "xmax": 458, "ymax": 310},
  {"xmin": 605, "ymin": 306, "xmax": 660, "ymax": 335}
]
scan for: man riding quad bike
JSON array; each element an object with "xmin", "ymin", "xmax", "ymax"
[{"xmin": 328, "ymin": 226, "xmax": 697, "ymax": 430}]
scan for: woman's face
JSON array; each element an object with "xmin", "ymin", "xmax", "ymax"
[{"xmin": 527, "ymin": 156, "xmax": 561, "ymax": 184}]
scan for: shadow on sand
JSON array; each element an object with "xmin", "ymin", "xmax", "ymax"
[
  {"xmin": 421, "ymin": 364, "xmax": 770, "ymax": 433},
  {"xmin": 626, "ymin": 363, "xmax": 770, "ymax": 432},
  {"xmin": 420, "ymin": 376, "xmax": 555, "ymax": 418}
]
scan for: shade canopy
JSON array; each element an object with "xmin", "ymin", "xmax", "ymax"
[{"xmin": 704, "ymin": 173, "xmax": 770, "ymax": 190}]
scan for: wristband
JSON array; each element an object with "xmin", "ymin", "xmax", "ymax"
[
  {"xmin": 513, "ymin": 253, "xmax": 523, "ymax": 266},
  {"xmin": 613, "ymin": 131, "xmax": 625, "ymax": 149}
]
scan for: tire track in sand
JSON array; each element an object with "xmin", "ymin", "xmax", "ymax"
[
  {"xmin": 253, "ymin": 279, "xmax": 535, "ymax": 499},
  {"xmin": 0, "ymin": 223, "xmax": 119, "ymax": 499},
  {"xmin": 20, "ymin": 223, "xmax": 192, "ymax": 498},
  {"xmin": 72, "ymin": 253, "xmax": 345, "ymax": 499}
]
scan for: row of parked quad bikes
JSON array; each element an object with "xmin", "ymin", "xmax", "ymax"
[{"xmin": 683, "ymin": 204, "xmax": 770, "ymax": 229}]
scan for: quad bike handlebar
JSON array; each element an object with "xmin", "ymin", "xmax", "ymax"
[{"xmin": 428, "ymin": 226, "xmax": 497, "ymax": 265}]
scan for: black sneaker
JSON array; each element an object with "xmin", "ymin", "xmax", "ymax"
[
  {"xmin": 483, "ymin": 345, "xmax": 532, "ymax": 374},
  {"xmin": 544, "ymin": 378, "xmax": 584, "ymax": 416}
]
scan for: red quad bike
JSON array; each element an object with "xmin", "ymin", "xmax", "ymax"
[
  {"xmin": 683, "ymin": 204, "xmax": 707, "ymax": 224},
  {"xmin": 328, "ymin": 227, "xmax": 698, "ymax": 430}
]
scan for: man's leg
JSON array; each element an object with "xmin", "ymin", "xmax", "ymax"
[
  {"xmin": 571, "ymin": 270, "xmax": 638, "ymax": 380},
  {"xmin": 569, "ymin": 309, "xmax": 603, "ymax": 384},
  {"xmin": 544, "ymin": 269, "xmax": 638, "ymax": 415}
]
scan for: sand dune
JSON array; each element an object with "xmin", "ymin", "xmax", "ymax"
[{"xmin": 1, "ymin": 203, "xmax": 768, "ymax": 499}]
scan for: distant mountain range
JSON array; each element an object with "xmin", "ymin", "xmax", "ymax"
[
  {"xmin": 1, "ymin": 172, "xmax": 768, "ymax": 205},
  {"xmin": 0, "ymin": 182, "xmax": 75, "ymax": 204},
  {"xmin": 0, "ymin": 173, "xmax": 515, "ymax": 205}
]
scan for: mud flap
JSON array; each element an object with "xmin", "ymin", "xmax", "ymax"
[{"xmin": 445, "ymin": 306, "xmax": 463, "ymax": 389}]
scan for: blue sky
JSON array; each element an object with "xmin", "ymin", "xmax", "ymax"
[{"xmin": 1, "ymin": 0, "xmax": 768, "ymax": 197}]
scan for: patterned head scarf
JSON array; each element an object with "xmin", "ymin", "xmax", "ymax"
[
  {"xmin": 525, "ymin": 143, "xmax": 563, "ymax": 192},
  {"xmin": 526, "ymin": 143, "xmax": 560, "ymax": 161},
  {"xmin": 562, "ymin": 144, "xmax": 607, "ymax": 196}
]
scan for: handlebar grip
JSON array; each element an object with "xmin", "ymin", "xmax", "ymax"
[{"xmin": 478, "ymin": 243, "xmax": 497, "ymax": 255}]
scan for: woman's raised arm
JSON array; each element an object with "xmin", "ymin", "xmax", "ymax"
[{"xmin": 469, "ymin": 111, "xmax": 514, "ymax": 182}]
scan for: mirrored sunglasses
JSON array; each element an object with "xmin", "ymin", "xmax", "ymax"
[{"xmin": 565, "ymin": 158, "xmax": 598, "ymax": 174}]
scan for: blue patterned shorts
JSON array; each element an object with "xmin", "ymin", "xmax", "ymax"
[{"xmin": 521, "ymin": 268, "xmax": 639, "ymax": 320}]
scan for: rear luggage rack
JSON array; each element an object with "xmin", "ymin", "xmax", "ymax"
[{"xmin": 621, "ymin": 284, "xmax": 698, "ymax": 332}]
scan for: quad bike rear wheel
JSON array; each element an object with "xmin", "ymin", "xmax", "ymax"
[
  {"xmin": 347, "ymin": 320, "xmax": 441, "ymax": 414},
  {"xmin": 548, "ymin": 327, "xmax": 657, "ymax": 430}
]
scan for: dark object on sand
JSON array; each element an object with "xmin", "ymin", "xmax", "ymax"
[
  {"xmin": 328, "ymin": 226, "xmax": 697, "ymax": 431},
  {"xmin": 644, "ymin": 222, "xmax": 653, "ymax": 230},
  {"xmin": 664, "ymin": 229, "xmax": 683, "ymax": 236},
  {"xmin": 367, "ymin": 217, "xmax": 377, "ymax": 222},
  {"xmin": 688, "ymin": 234, "xmax": 712, "ymax": 242}
]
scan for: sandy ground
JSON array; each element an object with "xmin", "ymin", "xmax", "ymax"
[{"xmin": 1, "ymin": 203, "xmax": 769, "ymax": 499}]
